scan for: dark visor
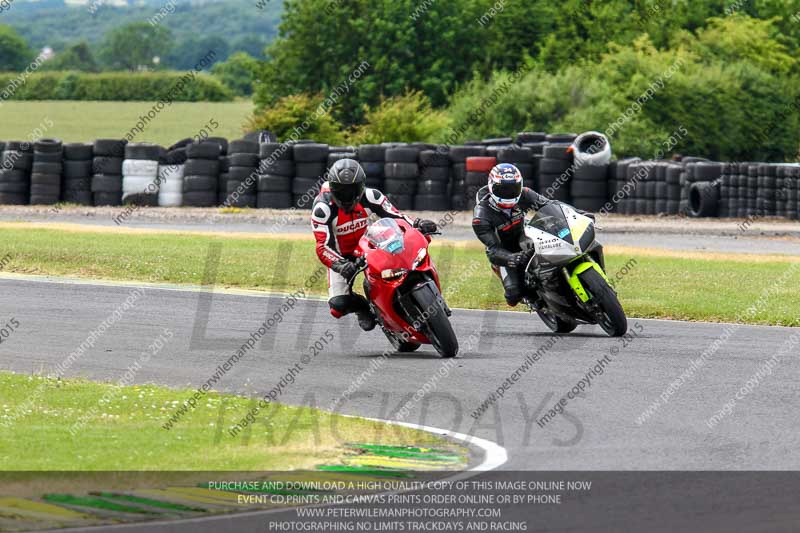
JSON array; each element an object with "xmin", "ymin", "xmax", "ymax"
[
  {"xmin": 493, "ymin": 181, "xmax": 521, "ymax": 200},
  {"xmin": 330, "ymin": 181, "xmax": 364, "ymax": 204}
]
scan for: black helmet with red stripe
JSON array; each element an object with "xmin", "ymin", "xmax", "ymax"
[{"xmin": 327, "ymin": 158, "xmax": 366, "ymax": 212}]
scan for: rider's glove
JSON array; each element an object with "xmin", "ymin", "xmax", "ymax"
[
  {"xmin": 332, "ymin": 259, "xmax": 359, "ymax": 280},
  {"xmin": 414, "ymin": 218, "xmax": 438, "ymax": 234},
  {"xmin": 507, "ymin": 251, "xmax": 530, "ymax": 269}
]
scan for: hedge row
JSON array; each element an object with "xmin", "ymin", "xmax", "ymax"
[{"xmin": 0, "ymin": 71, "xmax": 233, "ymax": 102}]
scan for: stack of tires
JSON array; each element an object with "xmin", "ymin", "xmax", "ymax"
[
  {"xmin": 157, "ymin": 148, "xmax": 186, "ymax": 207},
  {"xmin": 732, "ymin": 163, "xmax": 746, "ymax": 218},
  {"xmin": 357, "ymin": 144, "xmax": 386, "ymax": 190},
  {"xmin": 606, "ymin": 159, "xmax": 623, "ymax": 213},
  {"xmin": 0, "ymin": 142, "xmax": 33, "ymax": 205},
  {"xmin": 291, "ymin": 143, "xmax": 328, "ymax": 209},
  {"xmin": 122, "ymin": 143, "xmax": 161, "ymax": 206},
  {"xmin": 662, "ymin": 163, "xmax": 681, "ymax": 215},
  {"xmin": 570, "ymin": 163, "xmax": 608, "ymax": 212},
  {"xmin": 630, "ymin": 160, "xmax": 652, "ymax": 214},
  {"xmin": 257, "ymin": 142, "xmax": 294, "ymax": 209},
  {"xmin": 644, "ymin": 162, "xmax": 660, "ymax": 214},
  {"xmin": 448, "ymin": 145, "xmax": 485, "ymax": 210},
  {"xmin": 786, "ymin": 167, "xmax": 799, "ymax": 221},
  {"xmin": 745, "ymin": 163, "xmax": 759, "ymax": 217},
  {"xmin": 516, "ymin": 132, "xmax": 547, "ymax": 191},
  {"xmin": 464, "ymin": 156, "xmax": 497, "ymax": 210},
  {"xmin": 515, "ymin": 132, "xmax": 547, "ymax": 146},
  {"xmin": 496, "ymin": 146, "xmax": 533, "ymax": 184},
  {"xmin": 776, "ymin": 167, "xmax": 789, "ymax": 219},
  {"xmin": 384, "ymin": 146, "xmax": 419, "ymax": 210},
  {"xmin": 92, "ymin": 139, "xmax": 126, "ymax": 206},
  {"xmin": 183, "ymin": 142, "xmax": 221, "ymax": 207},
  {"xmin": 756, "ymin": 164, "xmax": 779, "ymax": 218},
  {"xmin": 223, "ymin": 139, "xmax": 260, "ymax": 208},
  {"xmin": 327, "ymin": 146, "xmax": 357, "ymax": 170},
  {"xmin": 607, "ymin": 158, "xmax": 640, "ymax": 214},
  {"xmin": 719, "ymin": 163, "xmax": 737, "ymax": 218},
  {"xmin": 415, "ymin": 148, "xmax": 450, "ymax": 211},
  {"xmin": 62, "ymin": 143, "xmax": 93, "ymax": 205},
  {"xmin": 30, "ymin": 139, "xmax": 63, "ymax": 205},
  {"xmin": 569, "ymin": 132, "xmax": 612, "ymax": 213},
  {"xmin": 538, "ymin": 143, "xmax": 573, "ymax": 202},
  {"xmin": 686, "ymin": 162, "xmax": 722, "ymax": 218},
  {"xmin": 482, "ymin": 138, "xmax": 513, "ymax": 155}
]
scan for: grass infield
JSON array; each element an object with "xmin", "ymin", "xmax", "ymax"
[
  {"xmin": 0, "ymin": 372, "xmax": 451, "ymax": 471},
  {"xmin": 0, "ymin": 226, "xmax": 797, "ymax": 326}
]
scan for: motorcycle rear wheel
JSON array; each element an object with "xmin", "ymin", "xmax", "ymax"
[
  {"xmin": 536, "ymin": 308, "xmax": 578, "ymax": 334},
  {"xmin": 579, "ymin": 268, "xmax": 627, "ymax": 337}
]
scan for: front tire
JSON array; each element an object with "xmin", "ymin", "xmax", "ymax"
[
  {"xmin": 579, "ymin": 268, "xmax": 627, "ymax": 337},
  {"xmin": 411, "ymin": 285, "xmax": 459, "ymax": 358}
]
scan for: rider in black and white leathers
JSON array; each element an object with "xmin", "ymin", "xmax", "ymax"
[{"xmin": 472, "ymin": 184, "xmax": 552, "ymax": 306}]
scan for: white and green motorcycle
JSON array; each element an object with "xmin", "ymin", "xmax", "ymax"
[{"xmin": 520, "ymin": 202, "xmax": 627, "ymax": 337}]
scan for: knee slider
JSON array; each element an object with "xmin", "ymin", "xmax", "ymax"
[{"xmin": 329, "ymin": 296, "xmax": 351, "ymax": 318}]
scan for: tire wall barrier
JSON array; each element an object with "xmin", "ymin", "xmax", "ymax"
[{"xmin": 0, "ymin": 133, "xmax": 797, "ymax": 217}]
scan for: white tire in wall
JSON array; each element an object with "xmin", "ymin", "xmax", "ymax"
[
  {"xmin": 158, "ymin": 192, "xmax": 183, "ymax": 207},
  {"xmin": 123, "ymin": 175, "xmax": 160, "ymax": 195},
  {"xmin": 122, "ymin": 159, "xmax": 159, "ymax": 177}
]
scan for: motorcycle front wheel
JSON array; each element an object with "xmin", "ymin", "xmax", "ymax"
[
  {"xmin": 578, "ymin": 268, "xmax": 627, "ymax": 337},
  {"xmin": 411, "ymin": 285, "xmax": 459, "ymax": 358}
]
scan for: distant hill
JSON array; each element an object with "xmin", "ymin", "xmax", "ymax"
[{"xmin": 3, "ymin": 0, "xmax": 283, "ymax": 65}]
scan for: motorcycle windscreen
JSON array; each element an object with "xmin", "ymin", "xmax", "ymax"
[
  {"xmin": 365, "ymin": 218, "xmax": 405, "ymax": 254},
  {"xmin": 528, "ymin": 203, "xmax": 574, "ymax": 245}
]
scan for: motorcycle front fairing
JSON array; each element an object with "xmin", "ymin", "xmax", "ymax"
[
  {"xmin": 357, "ymin": 219, "xmax": 440, "ymax": 343},
  {"xmin": 523, "ymin": 203, "xmax": 607, "ymax": 320}
]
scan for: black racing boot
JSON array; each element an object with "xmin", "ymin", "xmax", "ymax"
[{"xmin": 356, "ymin": 310, "xmax": 376, "ymax": 332}]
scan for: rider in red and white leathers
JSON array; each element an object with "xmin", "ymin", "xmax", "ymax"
[{"xmin": 311, "ymin": 158, "xmax": 437, "ymax": 330}]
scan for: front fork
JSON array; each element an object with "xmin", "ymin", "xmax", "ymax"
[{"xmin": 564, "ymin": 258, "xmax": 610, "ymax": 303}]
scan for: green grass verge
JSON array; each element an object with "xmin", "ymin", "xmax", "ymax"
[
  {"xmin": 0, "ymin": 101, "xmax": 253, "ymax": 147},
  {"xmin": 0, "ymin": 227, "xmax": 798, "ymax": 326},
  {"xmin": 0, "ymin": 372, "xmax": 449, "ymax": 471}
]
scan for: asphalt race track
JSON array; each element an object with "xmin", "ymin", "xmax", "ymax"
[{"xmin": 2, "ymin": 276, "xmax": 799, "ymax": 531}]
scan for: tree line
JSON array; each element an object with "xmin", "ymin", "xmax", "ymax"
[{"xmin": 251, "ymin": 0, "xmax": 800, "ymax": 160}]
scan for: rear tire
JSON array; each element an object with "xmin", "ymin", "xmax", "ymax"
[
  {"xmin": 536, "ymin": 309, "xmax": 578, "ymax": 333},
  {"xmin": 411, "ymin": 284, "xmax": 459, "ymax": 358},
  {"xmin": 579, "ymin": 268, "xmax": 627, "ymax": 337}
]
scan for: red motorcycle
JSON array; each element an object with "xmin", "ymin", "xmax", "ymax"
[{"xmin": 352, "ymin": 218, "xmax": 458, "ymax": 358}]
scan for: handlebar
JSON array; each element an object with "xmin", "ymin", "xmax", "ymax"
[{"xmin": 347, "ymin": 257, "xmax": 368, "ymax": 288}]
